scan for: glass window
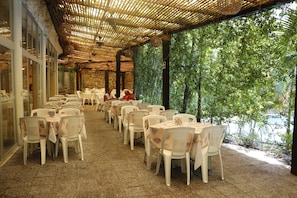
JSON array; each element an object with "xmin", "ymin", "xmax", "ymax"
[
  {"xmin": 37, "ymin": 27, "xmax": 41, "ymax": 59},
  {"xmin": 31, "ymin": 21, "xmax": 37, "ymax": 56},
  {"xmin": 22, "ymin": 5, "xmax": 27, "ymax": 49},
  {"xmin": 46, "ymin": 40, "xmax": 58, "ymax": 98},
  {"xmin": 22, "ymin": 57, "xmax": 32, "ymax": 116},
  {"xmin": 31, "ymin": 60, "xmax": 41, "ymax": 109},
  {"xmin": 22, "ymin": 58, "xmax": 41, "ymax": 112},
  {"xmin": 0, "ymin": 0, "xmax": 11, "ymax": 39},
  {"xmin": 27, "ymin": 15, "xmax": 32, "ymax": 51},
  {"xmin": 0, "ymin": 45, "xmax": 15, "ymax": 159}
]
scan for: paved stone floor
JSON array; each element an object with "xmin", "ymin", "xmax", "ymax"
[{"xmin": 1, "ymin": 106, "xmax": 297, "ymax": 197}]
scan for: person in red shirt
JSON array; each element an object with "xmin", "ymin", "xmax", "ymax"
[{"xmin": 123, "ymin": 90, "xmax": 135, "ymax": 101}]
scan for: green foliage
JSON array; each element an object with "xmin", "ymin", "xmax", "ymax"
[
  {"xmin": 133, "ymin": 2, "xmax": 297, "ymax": 157},
  {"xmin": 133, "ymin": 45, "xmax": 163, "ymax": 104},
  {"xmin": 280, "ymin": 132, "xmax": 293, "ymax": 154}
]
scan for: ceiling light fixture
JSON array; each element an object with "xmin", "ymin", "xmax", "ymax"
[
  {"xmin": 150, "ymin": 35, "xmax": 162, "ymax": 47},
  {"xmin": 65, "ymin": 44, "xmax": 74, "ymax": 55},
  {"xmin": 217, "ymin": 0, "xmax": 243, "ymax": 15},
  {"xmin": 124, "ymin": 49, "xmax": 133, "ymax": 58},
  {"xmin": 150, "ymin": 21, "xmax": 162, "ymax": 48}
]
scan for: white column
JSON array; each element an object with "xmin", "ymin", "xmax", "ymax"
[
  {"xmin": 13, "ymin": 0, "xmax": 24, "ymax": 145},
  {"xmin": 55, "ymin": 56, "xmax": 59, "ymax": 95},
  {"xmin": 41, "ymin": 34, "xmax": 47, "ymax": 104}
]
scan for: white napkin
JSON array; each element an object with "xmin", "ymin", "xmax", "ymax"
[{"xmin": 48, "ymin": 126, "xmax": 57, "ymax": 143}]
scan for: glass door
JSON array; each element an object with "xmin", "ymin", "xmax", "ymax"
[{"xmin": 0, "ymin": 45, "xmax": 16, "ymax": 160}]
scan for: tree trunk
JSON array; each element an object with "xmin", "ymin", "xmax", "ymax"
[{"xmin": 182, "ymin": 83, "xmax": 189, "ymax": 113}]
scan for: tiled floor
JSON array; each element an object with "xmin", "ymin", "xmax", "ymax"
[{"xmin": 1, "ymin": 106, "xmax": 297, "ymax": 197}]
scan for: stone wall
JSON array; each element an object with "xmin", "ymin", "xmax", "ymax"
[
  {"xmin": 58, "ymin": 66, "xmax": 134, "ymax": 94},
  {"xmin": 81, "ymin": 70, "xmax": 134, "ymax": 91}
]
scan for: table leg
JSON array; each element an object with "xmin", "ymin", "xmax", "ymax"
[{"xmin": 50, "ymin": 141, "xmax": 56, "ymax": 160}]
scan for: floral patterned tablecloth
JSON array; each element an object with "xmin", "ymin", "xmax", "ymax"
[
  {"xmin": 146, "ymin": 120, "xmax": 212, "ymax": 182},
  {"xmin": 45, "ymin": 114, "xmax": 87, "ymax": 143}
]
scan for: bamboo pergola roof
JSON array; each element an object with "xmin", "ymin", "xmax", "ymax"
[{"xmin": 44, "ymin": 0, "xmax": 293, "ymax": 72}]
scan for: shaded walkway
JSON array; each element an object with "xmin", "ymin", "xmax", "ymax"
[{"xmin": 1, "ymin": 107, "xmax": 297, "ymax": 197}]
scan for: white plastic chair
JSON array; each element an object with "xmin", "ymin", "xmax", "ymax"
[
  {"xmin": 147, "ymin": 105, "xmax": 165, "ymax": 114},
  {"xmin": 19, "ymin": 116, "xmax": 48, "ymax": 165},
  {"xmin": 58, "ymin": 115, "xmax": 85, "ymax": 163},
  {"xmin": 66, "ymin": 94, "xmax": 77, "ymax": 97},
  {"xmin": 119, "ymin": 105, "xmax": 139, "ymax": 133},
  {"xmin": 82, "ymin": 91, "xmax": 92, "ymax": 105},
  {"xmin": 45, "ymin": 101, "xmax": 61, "ymax": 109},
  {"xmin": 155, "ymin": 127, "xmax": 195, "ymax": 186},
  {"xmin": 113, "ymin": 102, "xmax": 130, "ymax": 129},
  {"xmin": 130, "ymin": 100, "xmax": 141, "ymax": 106},
  {"xmin": 66, "ymin": 97, "xmax": 80, "ymax": 102},
  {"xmin": 113, "ymin": 103, "xmax": 128, "ymax": 130},
  {"xmin": 208, "ymin": 125, "xmax": 226, "ymax": 180},
  {"xmin": 98, "ymin": 94, "xmax": 106, "ymax": 112},
  {"xmin": 49, "ymin": 96, "xmax": 61, "ymax": 101},
  {"xmin": 95, "ymin": 94, "xmax": 105, "ymax": 111},
  {"xmin": 173, "ymin": 113, "xmax": 197, "ymax": 123},
  {"xmin": 137, "ymin": 102, "xmax": 150, "ymax": 110},
  {"xmin": 31, "ymin": 108, "xmax": 56, "ymax": 117},
  {"xmin": 65, "ymin": 101, "xmax": 82, "ymax": 106},
  {"xmin": 108, "ymin": 100, "xmax": 124, "ymax": 124},
  {"xmin": 104, "ymin": 101, "xmax": 111, "ymax": 122},
  {"xmin": 160, "ymin": 109, "xmax": 178, "ymax": 120},
  {"xmin": 142, "ymin": 114, "xmax": 167, "ymax": 170},
  {"xmin": 62, "ymin": 101, "xmax": 82, "ymax": 110},
  {"xmin": 126, "ymin": 110, "xmax": 149, "ymax": 149},
  {"xmin": 59, "ymin": 108, "xmax": 81, "ymax": 116}
]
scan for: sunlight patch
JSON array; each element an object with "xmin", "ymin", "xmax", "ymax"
[{"xmin": 224, "ymin": 144, "xmax": 290, "ymax": 169}]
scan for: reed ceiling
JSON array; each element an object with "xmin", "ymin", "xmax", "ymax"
[{"xmin": 44, "ymin": 0, "xmax": 292, "ymax": 72}]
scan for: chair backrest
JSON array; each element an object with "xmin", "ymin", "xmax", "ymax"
[
  {"xmin": 128, "ymin": 110, "xmax": 149, "ymax": 130},
  {"xmin": 59, "ymin": 108, "xmax": 81, "ymax": 116},
  {"xmin": 137, "ymin": 103, "xmax": 150, "ymax": 110},
  {"xmin": 143, "ymin": 114, "xmax": 168, "ymax": 134},
  {"xmin": 95, "ymin": 94, "xmax": 101, "ymax": 103},
  {"xmin": 111, "ymin": 100, "xmax": 124, "ymax": 107},
  {"xmin": 110, "ymin": 89, "xmax": 116, "ymax": 98},
  {"xmin": 59, "ymin": 115, "xmax": 84, "ymax": 138},
  {"xmin": 130, "ymin": 100, "xmax": 141, "ymax": 106},
  {"xmin": 160, "ymin": 109, "xmax": 178, "ymax": 120},
  {"xmin": 208, "ymin": 125, "xmax": 226, "ymax": 154},
  {"xmin": 115, "ymin": 103, "xmax": 129, "ymax": 115},
  {"xmin": 49, "ymin": 96, "xmax": 61, "ymax": 101},
  {"xmin": 173, "ymin": 113, "xmax": 197, "ymax": 123},
  {"xmin": 62, "ymin": 104, "xmax": 81, "ymax": 109},
  {"xmin": 82, "ymin": 92, "xmax": 91, "ymax": 99},
  {"xmin": 46, "ymin": 100, "xmax": 61, "ymax": 106},
  {"xmin": 147, "ymin": 105, "xmax": 165, "ymax": 112},
  {"xmin": 121, "ymin": 105, "xmax": 139, "ymax": 120},
  {"xmin": 66, "ymin": 97, "xmax": 80, "ymax": 102},
  {"xmin": 98, "ymin": 94, "xmax": 105, "ymax": 103},
  {"xmin": 161, "ymin": 127, "xmax": 195, "ymax": 156},
  {"xmin": 190, "ymin": 126, "xmax": 211, "ymax": 160},
  {"xmin": 105, "ymin": 100, "xmax": 111, "ymax": 111},
  {"xmin": 65, "ymin": 101, "xmax": 82, "ymax": 106},
  {"xmin": 31, "ymin": 108, "xmax": 56, "ymax": 117},
  {"xmin": 84, "ymin": 88, "xmax": 91, "ymax": 93},
  {"xmin": 19, "ymin": 116, "xmax": 48, "ymax": 141}
]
